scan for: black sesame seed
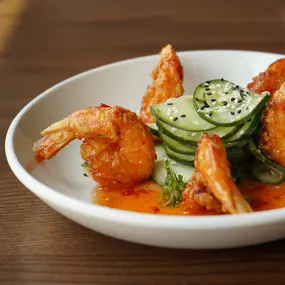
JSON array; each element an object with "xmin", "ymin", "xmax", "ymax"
[
  {"xmin": 237, "ymin": 100, "xmax": 242, "ymax": 103},
  {"xmin": 200, "ymin": 106, "xmax": 205, "ymax": 111},
  {"xmin": 208, "ymin": 112, "xmax": 212, "ymax": 117},
  {"xmin": 237, "ymin": 110, "xmax": 241, "ymax": 114},
  {"xmin": 230, "ymin": 111, "xmax": 235, "ymax": 115},
  {"xmin": 211, "ymin": 99, "xmax": 217, "ymax": 102},
  {"xmin": 231, "ymin": 98, "xmax": 235, "ymax": 102},
  {"xmin": 205, "ymin": 88, "xmax": 211, "ymax": 91},
  {"xmin": 181, "ymin": 114, "xmax": 186, "ymax": 118},
  {"xmin": 231, "ymin": 87, "xmax": 236, "ymax": 90},
  {"xmin": 247, "ymin": 119, "xmax": 252, "ymax": 122},
  {"xmin": 173, "ymin": 117, "xmax": 178, "ymax": 121},
  {"xmin": 166, "ymin": 102, "xmax": 173, "ymax": 105},
  {"xmin": 223, "ymin": 92, "xmax": 228, "ymax": 95},
  {"xmin": 207, "ymin": 92, "xmax": 212, "ymax": 96},
  {"xmin": 221, "ymin": 78, "xmax": 224, "ymax": 81},
  {"xmin": 204, "ymin": 102, "xmax": 210, "ymax": 108},
  {"xmin": 222, "ymin": 101, "xmax": 227, "ymax": 106},
  {"xmin": 195, "ymin": 97, "xmax": 199, "ymax": 101},
  {"xmin": 206, "ymin": 81, "xmax": 211, "ymax": 84},
  {"xmin": 83, "ymin": 173, "xmax": 88, "ymax": 177},
  {"xmin": 235, "ymin": 85, "xmax": 239, "ymax": 89}
]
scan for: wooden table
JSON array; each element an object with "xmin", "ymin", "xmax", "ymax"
[{"xmin": 1, "ymin": 0, "xmax": 285, "ymax": 284}]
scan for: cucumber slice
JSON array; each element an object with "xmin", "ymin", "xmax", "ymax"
[
  {"xmin": 193, "ymin": 79, "xmax": 270, "ymax": 126},
  {"xmin": 155, "ymin": 143, "xmax": 168, "ymax": 160},
  {"xmin": 251, "ymin": 159, "xmax": 285, "ymax": 184},
  {"xmin": 226, "ymin": 112, "xmax": 261, "ymax": 143},
  {"xmin": 150, "ymin": 95, "xmax": 215, "ymax": 131},
  {"xmin": 164, "ymin": 144, "xmax": 195, "ymax": 166},
  {"xmin": 248, "ymin": 139, "xmax": 285, "ymax": 174},
  {"xmin": 159, "ymin": 132, "xmax": 197, "ymax": 155},
  {"xmin": 152, "ymin": 160, "xmax": 194, "ymax": 186},
  {"xmin": 152, "ymin": 160, "xmax": 168, "ymax": 185},
  {"xmin": 152, "ymin": 145, "xmax": 194, "ymax": 186},
  {"xmin": 147, "ymin": 123, "xmax": 159, "ymax": 137},
  {"xmin": 158, "ymin": 119, "xmax": 240, "ymax": 145}
]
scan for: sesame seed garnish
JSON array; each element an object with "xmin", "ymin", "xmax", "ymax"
[
  {"xmin": 180, "ymin": 114, "xmax": 186, "ymax": 118},
  {"xmin": 173, "ymin": 117, "xmax": 178, "ymax": 121},
  {"xmin": 211, "ymin": 99, "xmax": 217, "ymax": 102},
  {"xmin": 237, "ymin": 110, "xmax": 241, "ymax": 114},
  {"xmin": 237, "ymin": 100, "xmax": 242, "ymax": 103},
  {"xmin": 221, "ymin": 78, "xmax": 224, "ymax": 81},
  {"xmin": 236, "ymin": 85, "xmax": 239, "ymax": 89},
  {"xmin": 231, "ymin": 87, "xmax": 236, "ymax": 90},
  {"xmin": 222, "ymin": 101, "xmax": 227, "ymax": 106},
  {"xmin": 206, "ymin": 81, "xmax": 211, "ymax": 84},
  {"xmin": 247, "ymin": 119, "xmax": 252, "ymax": 122},
  {"xmin": 195, "ymin": 98, "xmax": 199, "ymax": 101},
  {"xmin": 223, "ymin": 92, "xmax": 228, "ymax": 95},
  {"xmin": 231, "ymin": 98, "xmax": 235, "ymax": 102},
  {"xmin": 167, "ymin": 102, "xmax": 173, "ymax": 105},
  {"xmin": 209, "ymin": 112, "xmax": 212, "ymax": 117},
  {"xmin": 83, "ymin": 173, "xmax": 88, "ymax": 177},
  {"xmin": 205, "ymin": 88, "xmax": 211, "ymax": 91},
  {"xmin": 207, "ymin": 92, "xmax": 212, "ymax": 96},
  {"xmin": 230, "ymin": 111, "xmax": 235, "ymax": 115}
]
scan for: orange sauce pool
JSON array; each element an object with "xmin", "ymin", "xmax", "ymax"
[{"xmin": 93, "ymin": 177, "xmax": 285, "ymax": 215}]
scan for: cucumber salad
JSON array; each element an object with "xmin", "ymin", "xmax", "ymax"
[{"xmin": 146, "ymin": 78, "xmax": 285, "ymax": 206}]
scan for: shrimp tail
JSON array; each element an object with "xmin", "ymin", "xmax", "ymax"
[{"xmin": 33, "ymin": 118, "xmax": 75, "ymax": 162}]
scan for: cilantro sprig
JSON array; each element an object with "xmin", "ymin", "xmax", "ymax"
[{"xmin": 161, "ymin": 160, "xmax": 186, "ymax": 207}]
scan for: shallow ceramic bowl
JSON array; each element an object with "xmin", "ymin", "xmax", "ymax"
[{"xmin": 5, "ymin": 50, "xmax": 285, "ymax": 249}]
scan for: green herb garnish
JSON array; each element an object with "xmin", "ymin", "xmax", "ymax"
[
  {"xmin": 161, "ymin": 160, "xmax": 186, "ymax": 207},
  {"xmin": 243, "ymin": 194, "xmax": 252, "ymax": 203},
  {"xmin": 81, "ymin": 161, "xmax": 88, "ymax": 167}
]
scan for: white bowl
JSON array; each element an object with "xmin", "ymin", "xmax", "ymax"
[{"xmin": 5, "ymin": 50, "xmax": 285, "ymax": 249}]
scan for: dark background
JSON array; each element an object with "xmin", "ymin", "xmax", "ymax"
[{"xmin": 1, "ymin": 0, "xmax": 285, "ymax": 284}]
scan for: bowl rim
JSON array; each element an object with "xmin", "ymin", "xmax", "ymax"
[{"xmin": 5, "ymin": 49, "xmax": 285, "ymax": 230}]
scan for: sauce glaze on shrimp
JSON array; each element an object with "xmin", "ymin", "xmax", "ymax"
[
  {"xmin": 183, "ymin": 133, "xmax": 253, "ymax": 214},
  {"xmin": 247, "ymin": 58, "xmax": 285, "ymax": 95},
  {"xmin": 140, "ymin": 44, "xmax": 184, "ymax": 124},
  {"xmin": 33, "ymin": 105, "xmax": 156, "ymax": 188}
]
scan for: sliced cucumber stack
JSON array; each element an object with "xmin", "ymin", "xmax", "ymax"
[
  {"xmin": 158, "ymin": 120, "xmax": 240, "ymax": 145},
  {"xmin": 159, "ymin": 132, "xmax": 197, "ymax": 155},
  {"xmin": 152, "ymin": 143, "xmax": 194, "ymax": 186},
  {"xmin": 164, "ymin": 144, "xmax": 195, "ymax": 166},
  {"xmin": 248, "ymin": 139, "xmax": 285, "ymax": 182},
  {"xmin": 150, "ymin": 78, "xmax": 270, "ymax": 184},
  {"xmin": 193, "ymin": 79, "xmax": 269, "ymax": 126},
  {"xmin": 150, "ymin": 96, "xmax": 215, "ymax": 131}
]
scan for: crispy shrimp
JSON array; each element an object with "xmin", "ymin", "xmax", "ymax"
[
  {"xmin": 183, "ymin": 133, "xmax": 253, "ymax": 214},
  {"xmin": 260, "ymin": 82, "xmax": 285, "ymax": 168},
  {"xmin": 33, "ymin": 105, "xmax": 156, "ymax": 187},
  {"xmin": 140, "ymin": 44, "xmax": 184, "ymax": 124},
  {"xmin": 247, "ymin": 58, "xmax": 285, "ymax": 95}
]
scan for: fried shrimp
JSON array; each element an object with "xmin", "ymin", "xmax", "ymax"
[
  {"xmin": 183, "ymin": 133, "xmax": 253, "ymax": 214},
  {"xmin": 140, "ymin": 44, "xmax": 184, "ymax": 124},
  {"xmin": 247, "ymin": 58, "xmax": 285, "ymax": 95},
  {"xmin": 260, "ymin": 82, "xmax": 285, "ymax": 168},
  {"xmin": 33, "ymin": 105, "xmax": 156, "ymax": 187}
]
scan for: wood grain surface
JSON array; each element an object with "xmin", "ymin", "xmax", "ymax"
[{"xmin": 1, "ymin": 0, "xmax": 285, "ymax": 284}]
